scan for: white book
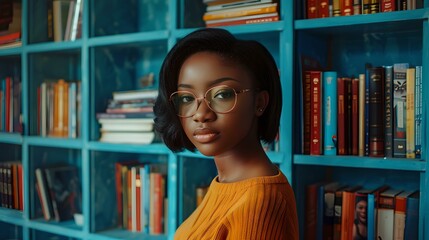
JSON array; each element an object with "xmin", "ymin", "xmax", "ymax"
[
  {"xmin": 377, "ymin": 189, "xmax": 403, "ymax": 240},
  {"xmin": 64, "ymin": 0, "xmax": 76, "ymax": 40},
  {"xmin": 53, "ymin": 0, "xmax": 72, "ymax": 42},
  {"xmin": 70, "ymin": 0, "xmax": 83, "ymax": 40}
]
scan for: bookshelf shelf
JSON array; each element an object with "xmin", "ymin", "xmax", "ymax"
[
  {"xmin": 87, "ymin": 142, "xmax": 170, "ymax": 154},
  {"xmin": 295, "ymin": 9, "xmax": 428, "ymax": 30},
  {"xmin": 87, "ymin": 31, "xmax": 170, "ymax": 47},
  {"xmin": 93, "ymin": 229, "xmax": 167, "ymax": 240},
  {"xmin": 0, "ymin": 133, "xmax": 23, "ymax": 144},
  {"xmin": 25, "ymin": 136, "xmax": 83, "ymax": 149},
  {"xmin": 0, "ymin": 208, "xmax": 23, "ymax": 225},
  {"xmin": 0, "ymin": 47, "xmax": 22, "ymax": 56},
  {"xmin": 25, "ymin": 41, "xmax": 82, "ymax": 53},
  {"xmin": 27, "ymin": 219, "xmax": 84, "ymax": 238},
  {"xmin": 294, "ymin": 155, "xmax": 426, "ymax": 171}
]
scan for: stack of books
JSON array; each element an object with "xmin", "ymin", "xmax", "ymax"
[
  {"xmin": 0, "ymin": 0, "xmax": 21, "ymax": 48},
  {"xmin": 203, "ymin": 0, "xmax": 279, "ymax": 27},
  {"xmin": 97, "ymin": 88, "xmax": 158, "ymax": 144}
]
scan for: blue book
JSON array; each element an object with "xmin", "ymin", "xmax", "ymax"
[
  {"xmin": 367, "ymin": 193, "xmax": 376, "ymax": 240},
  {"xmin": 141, "ymin": 165, "xmax": 151, "ymax": 234},
  {"xmin": 323, "ymin": 71, "xmax": 337, "ymax": 155},
  {"xmin": 364, "ymin": 63, "xmax": 372, "ymax": 156},
  {"xmin": 384, "ymin": 66, "xmax": 394, "ymax": 158},
  {"xmin": 414, "ymin": 66, "xmax": 422, "ymax": 158},
  {"xmin": 404, "ymin": 191, "xmax": 420, "ymax": 240}
]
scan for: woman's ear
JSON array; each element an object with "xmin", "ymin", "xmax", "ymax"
[{"xmin": 255, "ymin": 90, "xmax": 269, "ymax": 117}]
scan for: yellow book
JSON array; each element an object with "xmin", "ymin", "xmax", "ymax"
[
  {"xmin": 52, "ymin": 79, "xmax": 69, "ymax": 137},
  {"xmin": 406, "ymin": 68, "xmax": 415, "ymax": 158}
]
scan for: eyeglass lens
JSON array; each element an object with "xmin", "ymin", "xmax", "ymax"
[{"xmin": 171, "ymin": 86, "xmax": 237, "ymax": 117}]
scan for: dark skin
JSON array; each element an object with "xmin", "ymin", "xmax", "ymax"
[{"xmin": 177, "ymin": 51, "xmax": 278, "ymax": 183}]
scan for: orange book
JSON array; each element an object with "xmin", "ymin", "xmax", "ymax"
[
  {"xmin": 341, "ymin": 189, "xmax": 359, "ymax": 240},
  {"xmin": 52, "ymin": 79, "xmax": 69, "ymax": 137},
  {"xmin": 203, "ymin": 3, "xmax": 277, "ymax": 21}
]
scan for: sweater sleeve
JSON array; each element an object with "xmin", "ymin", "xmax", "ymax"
[{"xmin": 223, "ymin": 184, "xmax": 299, "ymax": 240}]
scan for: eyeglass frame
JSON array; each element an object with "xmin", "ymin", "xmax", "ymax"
[{"xmin": 169, "ymin": 85, "xmax": 254, "ymax": 118}]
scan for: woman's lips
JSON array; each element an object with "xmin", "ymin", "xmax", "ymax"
[{"xmin": 193, "ymin": 128, "xmax": 219, "ymax": 143}]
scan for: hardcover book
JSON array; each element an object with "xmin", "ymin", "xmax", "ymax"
[
  {"xmin": 414, "ymin": 66, "xmax": 422, "ymax": 158},
  {"xmin": 377, "ymin": 189, "xmax": 403, "ymax": 240},
  {"xmin": 368, "ymin": 67, "xmax": 385, "ymax": 157},
  {"xmin": 405, "ymin": 68, "xmax": 416, "ymax": 158},
  {"xmin": 384, "ymin": 66, "xmax": 394, "ymax": 157},
  {"xmin": 44, "ymin": 165, "xmax": 82, "ymax": 221},
  {"xmin": 323, "ymin": 71, "xmax": 338, "ymax": 155},
  {"xmin": 393, "ymin": 63, "xmax": 409, "ymax": 158}
]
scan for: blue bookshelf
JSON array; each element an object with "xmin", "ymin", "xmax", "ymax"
[{"xmin": 0, "ymin": 0, "xmax": 427, "ymax": 240}]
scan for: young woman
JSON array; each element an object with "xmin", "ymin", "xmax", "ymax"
[{"xmin": 154, "ymin": 28, "xmax": 298, "ymax": 239}]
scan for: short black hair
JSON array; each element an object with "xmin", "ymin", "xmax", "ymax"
[{"xmin": 154, "ymin": 28, "xmax": 282, "ymax": 152}]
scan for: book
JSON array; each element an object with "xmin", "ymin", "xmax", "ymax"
[
  {"xmin": 393, "ymin": 190, "xmax": 415, "ymax": 240},
  {"xmin": 337, "ymin": 77, "xmax": 347, "ymax": 155},
  {"xmin": 323, "ymin": 71, "xmax": 337, "ymax": 155},
  {"xmin": 368, "ymin": 67, "xmax": 385, "ymax": 157},
  {"xmin": 100, "ymin": 131, "xmax": 156, "ymax": 144},
  {"xmin": 405, "ymin": 68, "xmax": 415, "ymax": 158},
  {"xmin": 112, "ymin": 89, "xmax": 158, "ymax": 102},
  {"xmin": 206, "ymin": 0, "xmax": 274, "ymax": 11},
  {"xmin": 384, "ymin": 65, "xmax": 394, "ymax": 157},
  {"xmin": 404, "ymin": 191, "xmax": 419, "ymax": 239},
  {"xmin": 351, "ymin": 77, "xmax": 359, "ymax": 155},
  {"xmin": 35, "ymin": 168, "xmax": 54, "ymax": 220},
  {"xmin": 323, "ymin": 183, "xmax": 345, "ymax": 240},
  {"xmin": 203, "ymin": 3, "xmax": 278, "ymax": 21},
  {"xmin": 358, "ymin": 74, "xmax": 366, "ymax": 156},
  {"xmin": 309, "ymin": 71, "xmax": 323, "ymax": 155},
  {"xmin": 414, "ymin": 66, "xmax": 422, "ymax": 158},
  {"xmin": 53, "ymin": 0, "xmax": 72, "ymax": 42},
  {"xmin": 44, "ymin": 165, "xmax": 82, "ymax": 221},
  {"xmin": 377, "ymin": 189, "xmax": 403, "ymax": 240},
  {"xmin": 205, "ymin": 12, "xmax": 278, "ymax": 26},
  {"xmin": 393, "ymin": 63, "xmax": 409, "ymax": 158}
]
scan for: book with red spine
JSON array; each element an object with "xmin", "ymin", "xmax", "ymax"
[
  {"xmin": 306, "ymin": 0, "xmax": 318, "ymax": 18},
  {"xmin": 337, "ymin": 78, "xmax": 347, "ymax": 155},
  {"xmin": 309, "ymin": 71, "xmax": 322, "ymax": 155},
  {"xmin": 351, "ymin": 78, "xmax": 359, "ymax": 155}
]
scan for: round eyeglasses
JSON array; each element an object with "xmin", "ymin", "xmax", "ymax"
[{"xmin": 170, "ymin": 85, "xmax": 253, "ymax": 118}]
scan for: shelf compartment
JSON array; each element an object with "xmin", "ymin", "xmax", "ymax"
[
  {"xmin": 91, "ymin": 0, "xmax": 169, "ymax": 38},
  {"xmin": 294, "ymin": 154, "xmax": 426, "ymax": 171},
  {"xmin": 92, "ymin": 229, "xmax": 167, "ymax": 240},
  {"xmin": 0, "ymin": 221, "xmax": 23, "ymax": 239},
  {"xmin": 90, "ymin": 151, "xmax": 169, "ymax": 234},
  {"xmin": 87, "ymin": 142, "xmax": 170, "ymax": 154},
  {"xmin": 295, "ymin": 8, "xmax": 429, "ymax": 30},
  {"xmin": 28, "ymin": 219, "xmax": 83, "ymax": 239}
]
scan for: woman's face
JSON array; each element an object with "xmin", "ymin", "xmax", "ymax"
[
  {"xmin": 355, "ymin": 200, "xmax": 367, "ymax": 223},
  {"xmin": 176, "ymin": 51, "xmax": 261, "ymax": 157}
]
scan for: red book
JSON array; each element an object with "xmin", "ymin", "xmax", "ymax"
[
  {"xmin": 318, "ymin": 0, "xmax": 330, "ymax": 17},
  {"xmin": 310, "ymin": 71, "xmax": 322, "ymax": 155},
  {"xmin": 0, "ymin": 32, "xmax": 21, "ymax": 44},
  {"xmin": 337, "ymin": 78, "xmax": 347, "ymax": 155},
  {"xmin": 341, "ymin": 0, "xmax": 353, "ymax": 15},
  {"xmin": 381, "ymin": 0, "xmax": 395, "ymax": 11},
  {"xmin": 303, "ymin": 71, "xmax": 312, "ymax": 154},
  {"xmin": 351, "ymin": 78, "xmax": 359, "ymax": 155},
  {"xmin": 307, "ymin": 0, "xmax": 318, "ymax": 18},
  {"xmin": 17, "ymin": 163, "xmax": 23, "ymax": 210},
  {"xmin": 115, "ymin": 161, "xmax": 139, "ymax": 228}
]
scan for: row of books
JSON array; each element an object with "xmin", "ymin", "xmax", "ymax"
[
  {"xmin": 0, "ymin": 76, "xmax": 22, "ymax": 133},
  {"xmin": 97, "ymin": 88, "xmax": 158, "ymax": 145},
  {"xmin": 306, "ymin": 182, "xmax": 419, "ymax": 240},
  {"xmin": 202, "ymin": 0, "xmax": 279, "ymax": 27},
  {"xmin": 0, "ymin": 161, "xmax": 23, "ymax": 210},
  {"xmin": 37, "ymin": 79, "xmax": 81, "ymax": 138},
  {"xmin": 115, "ymin": 161, "xmax": 167, "ymax": 234},
  {"xmin": 51, "ymin": 0, "xmax": 83, "ymax": 41},
  {"xmin": 0, "ymin": 0, "xmax": 21, "ymax": 49},
  {"xmin": 301, "ymin": 63, "xmax": 422, "ymax": 158},
  {"xmin": 35, "ymin": 164, "xmax": 82, "ymax": 222},
  {"xmin": 305, "ymin": 0, "xmax": 423, "ymax": 19}
]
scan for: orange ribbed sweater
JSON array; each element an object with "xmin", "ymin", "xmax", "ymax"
[{"xmin": 174, "ymin": 170, "xmax": 299, "ymax": 240}]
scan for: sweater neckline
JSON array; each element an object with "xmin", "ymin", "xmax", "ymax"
[{"xmin": 209, "ymin": 170, "xmax": 286, "ymax": 194}]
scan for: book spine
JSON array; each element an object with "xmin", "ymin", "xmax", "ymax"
[
  {"xmin": 333, "ymin": 0, "xmax": 341, "ymax": 16},
  {"xmin": 393, "ymin": 63, "xmax": 409, "ymax": 158},
  {"xmin": 377, "ymin": 195, "xmax": 397, "ymax": 239},
  {"xmin": 370, "ymin": 0, "xmax": 380, "ymax": 13},
  {"xmin": 381, "ymin": 0, "xmax": 396, "ymax": 11},
  {"xmin": 310, "ymin": 71, "xmax": 323, "ymax": 155},
  {"xmin": 319, "ymin": 0, "xmax": 330, "ymax": 17},
  {"xmin": 341, "ymin": 0, "xmax": 353, "ymax": 15},
  {"xmin": 368, "ymin": 67, "xmax": 385, "ymax": 157},
  {"xmin": 404, "ymin": 193, "xmax": 419, "ymax": 239},
  {"xmin": 337, "ymin": 78, "xmax": 347, "ymax": 155},
  {"xmin": 323, "ymin": 71, "xmax": 337, "ymax": 155},
  {"xmin": 203, "ymin": 5, "xmax": 278, "ymax": 21},
  {"xmin": 345, "ymin": 78, "xmax": 352, "ymax": 154},
  {"xmin": 384, "ymin": 66, "xmax": 394, "ymax": 158},
  {"xmin": 307, "ymin": 0, "xmax": 318, "ymax": 18},
  {"xmin": 303, "ymin": 71, "xmax": 312, "ymax": 154},
  {"xmin": 353, "ymin": 0, "xmax": 361, "ymax": 14},
  {"xmin": 414, "ymin": 66, "xmax": 422, "ymax": 158},
  {"xmin": 367, "ymin": 193, "xmax": 376, "ymax": 240},
  {"xmin": 405, "ymin": 68, "xmax": 416, "ymax": 158},
  {"xmin": 364, "ymin": 64, "xmax": 371, "ymax": 156},
  {"xmin": 393, "ymin": 195, "xmax": 407, "ymax": 240},
  {"xmin": 351, "ymin": 78, "xmax": 359, "ymax": 155},
  {"xmin": 333, "ymin": 190, "xmax": 343, "ymax": 240},
  {"xmin": 205, "ymin": 15, "xmax": 279, "ymax": 27},
  {"xmin": 358, "ymin": 74, "xmax": 366, "ymax": 156}
]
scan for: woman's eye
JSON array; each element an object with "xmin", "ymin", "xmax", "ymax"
[
  {"xmin": 180, "ymin": 95, "xmax": 195, "ymax": 103},
  {"xmin": 214, "ymin": 89, "xmax": 234, "ymax": 99}
]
